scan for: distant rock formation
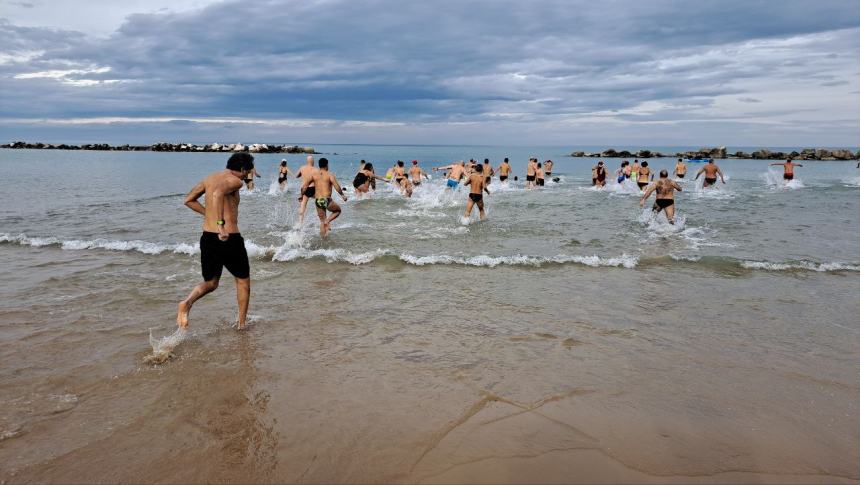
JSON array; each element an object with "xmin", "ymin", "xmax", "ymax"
[
  {"xmin": 1, "ymin": 141, "xmax": 319, "ymax": 154},
  {"xmin": 569, "ymin": 146, "xmax": 856, "ymax": 160}
]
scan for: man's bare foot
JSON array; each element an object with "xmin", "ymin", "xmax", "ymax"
[{"xmin": 177, "ymin": 301, "xmax": 190, "ymax": 328}]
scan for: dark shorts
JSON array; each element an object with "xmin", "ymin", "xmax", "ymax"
[
  {"xmin": 499, "ymin": 175, "xmax": 508, "ymax": 182},
  {"xmin": 469, "ymin": 193, "xmax": 483, "ymax": 203},
  {"xmin": 638, "ymin": 181, "xmax": 648, "ymax": 189},
  {"xmin": 278, "ymin": 176, "xmax": 287, "ymax": 184},
  {"xmin": 200, "ymin": 232, "xmax": 249, "ymax": 281},
  {"xmin": 655, "ymin": 199, "xmax": 674, "ymax": 209},
  {"xmin": 784, "ymin": 174, "xmax": 793, "ymax": 180},
  {"xmin": 705, "ymin": 177, "xmax": 717, "ymax": 185},
  {"xmin": 677, "ymin": 173, "xmax": 685, "ymax": 178},
  {"xmin": 592, "ymin": 178, "xmax": 597, "ymax": 185},
  {"xmin": 485, "ymin": 176, "xmax": 491, "ymax": 185},
  {"xmin": 526, "ymin": 175, "xmax": 535, "ymax": 182},
  {"xmin": 537, "ymin": 178, "xmax": 545, "ymax": 186},
  {"xmin": 413, "ymin": 181, "xmax": 421, "ymax": 186},
  {"xmin": 244, "ymin": 178, "xmax": 253, "ymax": 184},
  {"xmin": 545, "ymin": 172, "xmax": 552, "ymax": 177},
  {"xmin": 303, "ymin": 185, "xmax": 316, "ymax": 198}
]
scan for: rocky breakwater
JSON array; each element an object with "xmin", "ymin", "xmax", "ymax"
[
  {"xmin": 569, "ymin": 146, "xmax": 858, "ymax": 160},
  {"xmin": 1, "ymin": 141, "xmax": 319, "ymax": 154}
]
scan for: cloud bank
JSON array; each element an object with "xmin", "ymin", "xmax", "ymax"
[{"xmin": 1, "ymin": 0, "xmax": 858, "ymax": 145}]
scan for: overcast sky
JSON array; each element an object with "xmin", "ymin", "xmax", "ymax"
[{"xmin": 1, "ymin": 0, "xmax": 858, "ymax": 146}]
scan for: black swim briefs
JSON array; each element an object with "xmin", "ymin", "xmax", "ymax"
[
  {"xmin": 677, "ymin": 173, "xmax": 685, "ymax": 178},
  {"xmin": 638, "ymin": 181, "xmax": 648, "ymax": 189},
  {"xmin": 526, "ymin": 175, "xmax": 535, "ymax": 182},
  {"xmin": 537, "ymin": 178, "xmax": 545, "ymax": 186},
  {"xmin": 200, "ymin": 232, "xmax": 250, "ymax": 281},
  {"xmin": 469, "ymin": 193, "xmax": 483, "ymax": 203},
  {"xmin": 654, "ymin": 198, "xmax": 674, "ymax": 209},
  {"xmin": 705, "ymin": 177, "xmax": 717, "ymax": 185},
  {"xmin": 303, "ymin": 185, "xmax": 316, "ymax": 198},
  {"xmin": 784, "ymin": 174, "xmax": 793, "ymax": 180},
  {"xmin": 499, "ymin": 175, "xmax": 508, "ymax": 182}
]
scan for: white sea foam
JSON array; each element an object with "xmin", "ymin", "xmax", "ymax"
[
  {"xmin": 398, "ymin": 253, "xmax": 639, "ymax": 268},
  {"xmin": 272, "ymin": 247, "xmax": 388, "ymax": 265},
  {"xmin": 740, "ymin": 260, "xmax": 860, "ymax": 272},
  {"xmin": 843, "ymin": 176, "xmax": 860, "ymax": 187},
  {"xmin": 0, "ymin": 233, "xmax": 275, "ymax": 258}
]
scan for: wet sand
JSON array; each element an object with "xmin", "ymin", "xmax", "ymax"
[{"xmin": 1, "ymin": 246, "xmax": 858, "ymax": 483}]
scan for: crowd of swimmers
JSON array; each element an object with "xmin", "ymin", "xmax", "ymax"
[{"xmin": 178, "ymin": 152, "xmax": 811, "ymax": 330}]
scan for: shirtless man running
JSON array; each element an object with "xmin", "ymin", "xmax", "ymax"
[
  {"xmin": 694, "ymin": 159, "xmax": 726, "ymax": 188},
  {"xmin": 299, "ymin": 157, "xmax": 347, "ymax": 239},
  {"xmin": 177, "ymin": 153, "xmax": 254, "ymax": 330},
  {"xmin": 673, "ymin": 158, "xmax": 687, "ymax": 179},
  {"xmin": 463, "ymin": 163, "xmax": 489, "ymax": 221},
  {"xmin": 482, "ymin": 158, "xmax": 494, "ymax": 188},
  {"xmin": 409, "ymin": 160, "xmax": 428, "ymax": 186},
  {"xmin": 770, "ymin": 159, "xmax": 803, "ymax": 181},
  {"xmin": 640, "ymin": 169, "xmax": 683, "ymax": 224},
  {"xmin": 295, "ymin": 155, "xmax": 318, "ymax": 224},
  {"xmin": 526, "ymin": 158, "xmax": 538, "ymax": 188},
  {"xmin": 496, "ymin": 158, "xmax": 512, "ymax": 182},
  {"xmin": 433, "ymin": 161, "xmax": 467, "ymax": 190}
]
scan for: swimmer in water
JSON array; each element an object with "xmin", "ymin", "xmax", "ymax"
[
  {"xmin": 694, "ymin": 159, "xmax": 726, "ymax": 188},
  {"xmin": 770, "ymin": 159, "xmax": 803, "ymax": 181},
  {"xmin": 277, "ymin": 159, "xmax": 293, "ymax": 191},
  {"xmin": 433, "ymin": 161, "xmax": 467, "ymax": 190},
  {"xmin": 640, "ymin": 169, "xmax": 683, "ymax": 224},
  {"xmin": 496, "ymin": 158, "xmax": 512, "ymax": 182},
  {"xmin": 352, "ymin": 162, "xmax": 387, "ymax": 198},
  {"xmin": 177, "ymin": 152, "xmax": 254, "ymax": 330},
  {"xmin": 544, "ymin": 159, "xmax": 554, "ymax": 178},
  {"xmin": 299, "ymin": 157, "xmax": 347, "ymax": 239},
  {"xmin": 637, "ymin": 161, "xmax": 653, "ymax": 190},
  {"xmin": 244, "ymin": 166, "xmax": 261, "ymax": 191},
  {"xmin": 673, "ymin": 158, "xmax": 687, "ymax": 179},
  {"xmin": 536, "ymin": 162, "xmax": 545, "ymax": 186},
  {"xmin": 594, "ymin": 161, "xmax": 607, "ymax": 187},
  {"xmin": 409, "ymin": 160, "xmax": 428, "ymax": 187},
  {"xmin": 463, "ymin": 163, "xmax": 489, "ymax": 221},
  {"xmin": 295, "ymin": 155, "xmax": 318, "ymax": 225}
]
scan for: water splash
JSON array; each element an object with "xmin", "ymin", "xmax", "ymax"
[
  {"xmin": 761, "ymin": 169, "xmax": 804, "ymax": 190},
  {"xmin": 145, "ymin": 327, "xmax": 188, "ymax": 364}
]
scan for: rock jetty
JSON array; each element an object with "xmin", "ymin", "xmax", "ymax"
[
  {"xmin": 1, "ymin": 141, "xmax": 318, "ymax": 154},
  {"xmin": 569, "ymin": 146, "xmax": 858, "ymax": 160}
]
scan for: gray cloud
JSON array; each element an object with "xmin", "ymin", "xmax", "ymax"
[{"xmin": 1, "ymin": 0, "xmax": 859, "ymax": 144}]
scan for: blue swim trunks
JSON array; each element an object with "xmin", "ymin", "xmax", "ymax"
[{"xmin": 446, "ymin": 178, "xmax": 458, "ymax": 188}]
